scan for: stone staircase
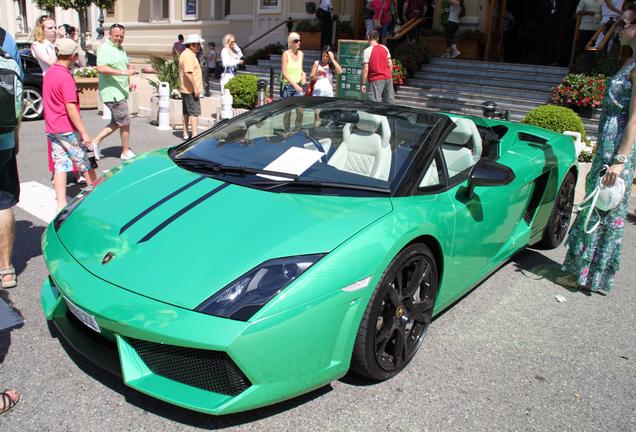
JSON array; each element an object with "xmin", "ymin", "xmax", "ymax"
[
  {"xmin": 209, "ymin": 52, "xmax": 601, "ymax": 140},
  {"xmin": 396, "ymin": 58, "xmax": 600, "ymax": 141}
]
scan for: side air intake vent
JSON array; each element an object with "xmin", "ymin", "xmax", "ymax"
[{"xmin": 518, "ymin": 132, "xmax": 548, "ymax": 145}]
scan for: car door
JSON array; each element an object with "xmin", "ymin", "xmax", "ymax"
[{"xmin": 437, "ymin": 119, "xmax": 531, "ymax": 304}]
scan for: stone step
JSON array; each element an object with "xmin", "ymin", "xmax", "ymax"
[
  {"xmin": 428, "ymin": 57, "xmax": 569, "ymax": 77},
  {"xmin": 418, "ymin": 64, "xmax": 565, "ymax": 85},
  {"xmin": 410, "ymin": 73, "xmax": 556, "ymax": 93},
  {"xmin": 397, "ymin": 85, "xmax": 550, "ymax": 105},
  {"xmin": 403, "ymin": 79, "xmax": 554, "ymax": 100}
]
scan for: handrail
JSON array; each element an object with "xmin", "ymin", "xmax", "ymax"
[
  {"xmin": 386, "ymin": 17, "xmax": 426, "ymax": 41},
  {"xmin": 243, "ymin": 18, "xmax": 294, "ymax": 51},
  {"xmin": 584, "ymin": 19, "xmax": 618, "ymax": 53}
]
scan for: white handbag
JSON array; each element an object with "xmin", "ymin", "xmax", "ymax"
[{"xmin": 577, "ymin": 165, "xmax": 626, "ymax": 233}]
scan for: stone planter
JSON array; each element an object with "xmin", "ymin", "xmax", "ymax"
[
  {"xmin": 128, "ymin": 91, "xmax": 139, "ymax": 116},
  {"xmin": 421, "ymin": 36, "xmax": 483, "ymax": 60},
  {"xmin": 149, "ymin": 96, "xmax": 183, "ymax": 129},
  {"xmin": 297, "ymin": 32, "xmax": 321, "ymax": 50},
  {"xmin": 75, "ymin": 77, "xmax": 99, "ymax": 109}
]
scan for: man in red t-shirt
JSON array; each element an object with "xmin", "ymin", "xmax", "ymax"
[
  {"xmin": 43, "ymin": 38, "xmax": 97, "ymax": 211},
  {"xmin": 361, "ymin": 30, "xmax": 395, "ymax": 104}
]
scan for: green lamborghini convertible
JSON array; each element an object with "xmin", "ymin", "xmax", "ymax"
[{"xmin": 42, "ymin": 97, "xmax": 577, "ymax": 415}]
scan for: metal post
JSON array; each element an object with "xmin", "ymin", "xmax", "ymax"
[
  {"xmin": 270, "ymin": 67, "xmax": 275, "ymax": 101},
  {"xmin": 331, "ymin": 15, "xmax": 339, "ymax": 47},
  {"xmin": 257, "ymin": 79, "xmax": 267, "ymax": 106}
]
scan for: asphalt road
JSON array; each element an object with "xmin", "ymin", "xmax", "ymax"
[{"xmin": 1, "ymin": 112, "xmax": 635, "ymax": 431}]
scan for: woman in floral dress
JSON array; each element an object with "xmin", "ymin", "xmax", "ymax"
[{"xmin": 561, "ymin": 4, "xmax": 636, "ymax": 293}]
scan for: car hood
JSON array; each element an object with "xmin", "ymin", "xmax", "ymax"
[{"xmin": 56, "ymin": 151, "xmax": 393, "ymax": 309}]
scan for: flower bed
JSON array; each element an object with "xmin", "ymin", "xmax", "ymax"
[
  {"xmin": 551, "ymin": 74, "xmax": 606, "ymax": 110},
  {"xmin": 72, "ymin": 66, "xmax": 98, "ymax": 78},
  {"xmin": 392, "ymin": 59, "xmax": 406, "ymax": 86}
]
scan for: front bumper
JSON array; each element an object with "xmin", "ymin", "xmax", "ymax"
[{"xmin": 41, "ymin": 224, "xmax": 367, "ymax": 415}]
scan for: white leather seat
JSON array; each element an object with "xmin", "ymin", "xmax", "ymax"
[
  {"xmin": 442, "ymin": 117, "xmax": 483, "ymax": 177},
  {"xmin": 327, "ymin": 112, "xmax": 392, "ymax": 181}
]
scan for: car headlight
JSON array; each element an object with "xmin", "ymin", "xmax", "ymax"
[
  {"xmin": 196, "ymin": 254, "xmax": 325, "ymax": 321},
  {"xmin": 53, "ymin": 179, "xmax": 103, "ymax": 231}
]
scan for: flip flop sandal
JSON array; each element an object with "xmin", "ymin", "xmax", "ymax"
[
  {"xmin": 0, "ymin": 266, "xmax": 17, "ymax": 289},
  {"xmin": 0, "ymin": 390, "xmax": 19, "ymax": 414}
]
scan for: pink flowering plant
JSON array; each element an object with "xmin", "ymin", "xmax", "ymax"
[
  {"xmin": 392, "ymin": 59, "xmax": 406, "ymax": 86},
  {"xmin": 551, "ymin": 74, "xmax": 606, "ymax": 109}
]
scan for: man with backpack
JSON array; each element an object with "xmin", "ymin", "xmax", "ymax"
[{"xmin": 0, "ymin": 27, "xmax": 23, "ymax": 292}]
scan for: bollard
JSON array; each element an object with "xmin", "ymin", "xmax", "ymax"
[
  {"xmin": 220, "ymin": 88, "xmax": 234, "ymax": 120},
  {"xmin": 257, "ymin": 79, "xmax": 267, "ymax": 106},
  {"xmin": 157, "ymin": 82, "xmax": 171, "ymax": 130}
]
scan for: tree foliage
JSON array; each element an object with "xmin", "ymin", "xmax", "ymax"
[{"xmin": 35, "ymin": 0, "xmax": 115, "ymax": 10}]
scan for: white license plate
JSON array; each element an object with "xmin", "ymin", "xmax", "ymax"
[{"xmin": 64, "ymin": 297, "xmax": 101, "ymax": 333}]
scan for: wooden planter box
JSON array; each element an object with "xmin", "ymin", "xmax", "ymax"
[
  {"xmin": 297, "ymin": 32, "xmax": 321, "ymax": 50},
  {"xmin": 75, "ymin": 77, "xmax": 99, "ymax": 109},
  {"xmin": 421, "ymin": 36, "xmax": 483, "ymax": 60}
]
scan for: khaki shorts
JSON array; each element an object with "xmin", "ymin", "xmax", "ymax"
[{"xmin": 105, "ymin": 100, "xmax": 130, "ymax": 127}]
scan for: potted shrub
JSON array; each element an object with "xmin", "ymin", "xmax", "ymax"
[
  {"xmin": 551, "ymin": 73, "xmax": 606, "ymax": 117},
  {"xmin": 336, "ymin": 21, "xmax": 353, "ymax": 40},
  {"xmin": 456, "ymin": 29, "xmax": 485, "ymax": 59},
  {"xmin": 295, "ymin": 19, "xmax": 321, "ymax": 50},
  {"xmin": 225, "ymin": 74, "xmax": 269, "ymax": 115},
  {"xmin": 394, "ymin": 39, "xmax": 430, "ymax": 74},
  {"xmin": 73, "ymin": 66, "xmax": 99, "ymax": 109},
  {"xmin": 522, "ymin": 104, "xmax": 587, "ymax": 142},
  {"xmin": 146, "ymin": 55, "xmax": 182, "ymax": 127}
]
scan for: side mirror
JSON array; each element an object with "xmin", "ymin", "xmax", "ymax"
[{"xmin": 466, "ymin": 159, "xmax": 515, "ymax": 198}]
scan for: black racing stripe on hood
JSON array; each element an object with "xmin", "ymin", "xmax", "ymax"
[
  {"xmin": 119, "ymin": 175, "xmax": 206, "ymax": 235},
  {"xmin": 137, "ymin": 183, "xmax": 230, "ymax": 244}
]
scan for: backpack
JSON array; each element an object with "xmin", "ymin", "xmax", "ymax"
[{"xmin": 0, "ymin": 28, "xmax": 23, "ymax": 133}]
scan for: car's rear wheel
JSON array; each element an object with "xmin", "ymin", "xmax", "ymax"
[
  {"xmin": 539, "ymin": 170, "xmax": 575, "ymax": 249},
  {"xmin": 23, "ymin": 86, "xmax": 44, "ymax": 120},
  {"xmin": 351, "ymin": 243, "xmax": 438, "ymax": 380}
]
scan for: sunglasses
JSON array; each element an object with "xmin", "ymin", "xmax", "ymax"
[
  {"xmin": 293, "ymin": 39, "xmax": 301, "ymax": 43},
  {"xmin": 37, "ymin": 15, "xmax": 51, "ymax": 23},
  {"xmin": 617, "ymin": 19, "xmax": 636, "ymax": 31},
  {"xmin": 229, "ymin": 40, "xmax": 236, "ymax": 43},
  {"xmin": 110, "ymin": 23, "xmax": 125, "ymax": 30}
]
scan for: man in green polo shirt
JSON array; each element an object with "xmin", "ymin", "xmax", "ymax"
[{"xmin": 92, "ymin": 23, "xmax": 137, "ymax": 161}]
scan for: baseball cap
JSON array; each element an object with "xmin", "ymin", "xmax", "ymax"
[{"xmin": 55, "ymin": 38, "xmax": 78, "ymax": 56}]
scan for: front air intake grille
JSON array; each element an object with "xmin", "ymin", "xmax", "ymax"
[{"xmin": 127, "ymin": 338, "xmax": 251, "ymax": 396}]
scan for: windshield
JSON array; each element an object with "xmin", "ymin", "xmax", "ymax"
[{"xmin": 171, "ymin": 98, "xmax": 442, "ymax": 196}]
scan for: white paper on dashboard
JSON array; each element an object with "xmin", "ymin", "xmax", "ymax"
[{"xmin": 258, "ymin": 146, "xmax": 324, "ymax": 181}]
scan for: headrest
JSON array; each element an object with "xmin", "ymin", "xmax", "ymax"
[
  {"xmin": 355, "ymin": 112, "xmax": 382, "ymax": 133},
  {"xmin": 446, "ymin": 117, "xmax": 474, "ymax": 145}
]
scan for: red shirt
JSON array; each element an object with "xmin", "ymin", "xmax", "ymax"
[
  {"xmin": 364, "ymin": 44, "xmax": 392, "ymax": 82},
  {"xmin": 43, "ymin": 63, "xmax": 79, "ymax": 134}
]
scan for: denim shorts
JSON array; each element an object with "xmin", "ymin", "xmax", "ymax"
[
  {"xmin": 47, "ymin": 132, "xmax": 90, "ymax": 173},
  {"xmin": 280, "ymin": 83, "xmax": 303, "ymax": 98}
]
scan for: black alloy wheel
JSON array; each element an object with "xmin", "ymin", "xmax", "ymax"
[
  {"xmin": 351, "ymin": 243, "xmax": 438, "ymax": 380},
  {"xmin": 23, "ymin": 86, "xmax": 44, "ymax": 120},
  {"xmin": 539, "ymin": 171, "xmax": 576, "ymax": 249}
]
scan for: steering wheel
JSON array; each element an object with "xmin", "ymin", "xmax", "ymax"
[{"xmin": 303, "ymin": 131, "xmax": 327, "ymax": 163}]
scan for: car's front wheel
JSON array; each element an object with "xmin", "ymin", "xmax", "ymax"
[
  {"xmin": 351, "ymin": 243, "xmax": 438, "ymax": 380},
  {"xmin": 23, "ymin": 85, "xmax": 44, "ymax": 120}
]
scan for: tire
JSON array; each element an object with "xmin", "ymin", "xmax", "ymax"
[
  {"xmin": 22, "ymin": 85, "xmax": 44, "ymax": 121},
  {"xmin": 539, "ymin": 170, "xmax": 576, "ymax": 249},
  {"xmin": 351, "ymin": 243, "xmax": 438, "ymax": 380}
]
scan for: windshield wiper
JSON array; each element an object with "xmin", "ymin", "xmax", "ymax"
[
  {"xmin": 252, "ymin": 179, "xmax": 391, "ymax": 194},
  {"xmin": 174, "ymin": 157, "xmax": 298, "ymax": 180}
]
